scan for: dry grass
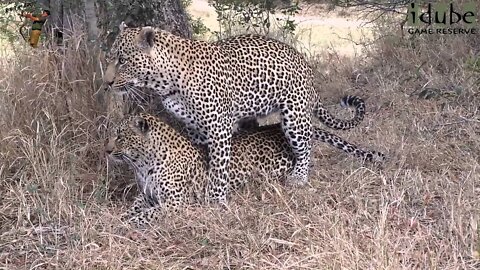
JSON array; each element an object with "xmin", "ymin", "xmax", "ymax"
[{"xmin": 1, "ymin": 15, "xmax": 480, "ymax": 270}]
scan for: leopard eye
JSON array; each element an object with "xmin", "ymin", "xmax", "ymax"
[{"xmin": 118, "ymin": 57, "xmax": 127, "ymax": 65}]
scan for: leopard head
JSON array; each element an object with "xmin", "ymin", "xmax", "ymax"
[
  {"xmin": 104, "ymin": 114, "xmax": 156, "ymax": 167},
  {"xmin": 104, "ymin": 22, "xmax": 173, "ymax": 96}
]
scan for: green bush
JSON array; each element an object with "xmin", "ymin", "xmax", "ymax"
[{"xmin": 210, "ymin": 0, "xmax": 300, "ymax": 40}]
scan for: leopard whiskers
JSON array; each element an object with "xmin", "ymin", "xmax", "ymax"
[
  {"xmin": 118, "ymin": 154, "xmax": 140, "ymax": 170},
  {"xmin": 124, "ymin": 84, "xmax": 149, "ymax": 111},
  {"xmin": 125, "ymin": 85, "xmax": 147, "ymax": 103}
]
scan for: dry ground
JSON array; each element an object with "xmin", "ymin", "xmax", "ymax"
[{"xmin": 0, "ymin": 8, "xmax": 479, "ymax": 270}]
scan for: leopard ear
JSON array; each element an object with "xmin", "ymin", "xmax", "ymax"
[
  {"xmin": 137, "ymin": 26, "xmax": 155, "ymax": 52},
  {"xmin": 119, "ymin": 21, "xmax": 128, "ymax": 32},
  {"xmin": 132, "ymin": 116, "xmax": 150, "ymax": 134}
]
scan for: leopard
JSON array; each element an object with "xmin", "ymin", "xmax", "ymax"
[
  {"xmin": 105, "ymin": 99, "xmax": 385, "ymax": 226},
  {"xmin": 103, "ymin": 22, "xmax": 373, "ymax": 203}
]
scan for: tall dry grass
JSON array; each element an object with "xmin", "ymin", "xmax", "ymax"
[{"xmin": 1, "ymin": 15, "xmax": 479, "ymax": 269}]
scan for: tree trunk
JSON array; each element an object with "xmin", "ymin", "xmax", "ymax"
[
  {"xmin": 97, "ymin": 0, "xmax": 192, "ymax": 48},
  {"xmin": 40, "ymin": 0, "xmax": 63, "ymax": 46},
  {"xmin": 84, "ymin": 0, "xmax": 99, "ymax": 42}
]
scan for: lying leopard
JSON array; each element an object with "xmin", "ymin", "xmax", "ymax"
[
  {"xmin": 105, "ymin": 102, "xmax": 384, "ymax": 226},
  {"xmin": 104, "ymin": 23, "xmax": 372, "ymax": 203}
]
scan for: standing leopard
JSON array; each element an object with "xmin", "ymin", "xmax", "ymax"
[
  {"xmin": 105, "ymin": 111, "xmax": 384, "ymax": 226},
  {"xmin": 104, "ymin": 22, "xmax": 370, "ymax": 203}
]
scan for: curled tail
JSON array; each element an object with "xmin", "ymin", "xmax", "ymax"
[
  {"xmin": 312, "ymin": 127, "xmax": 385, "ymax": 163},
  {"xmin": 314, "ymin": 95, "xmax": 365, "ymax": 130}
]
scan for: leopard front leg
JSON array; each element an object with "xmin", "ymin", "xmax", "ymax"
[
  {"xmin": 185, "ymin": 127, "xmax": 208, "ymax": 145},
  {"xmin": 205, "ymin": 119, "xmax": 234, "ymax": 204},
  {"xmin": 127, "ymin": 201, "xmax": 179, "ymax": 227},
  {"xmin": 163, "ymin": 95, "xmax": 208, "ymax": 145},
  {"xmin": 121, "ymin": 194, "xmax": 150, "ymax": 222},
  {"xmin": 125, "ymin": 174, "xmax": 189, "ymax": 226}
]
